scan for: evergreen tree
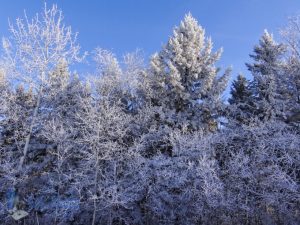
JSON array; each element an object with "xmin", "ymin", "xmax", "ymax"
[
  {"xmin": 48, "ymin": 58, "xmax": 70, "ymax": 91},
  {"xmin": 150, "ymin": 13, "xmax": 231, "ymax": 132},
  {"xmin": 246, "ymin": 30, "xmax": 286, "ymax": 121},
  {"xmin": 1, "ymin": 85, "xmax": 35, "ymax": 144},
  {"xmin": 229, "ymin": 74, "xmax": 251, "ymax": 105},
  {"xmin": 228, "ymin": 74, "xmax": 254, "ymax": 124}
]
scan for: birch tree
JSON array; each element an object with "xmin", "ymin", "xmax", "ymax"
[
  {"xmin": 74, "ymin": 94, "xmax": 148, "ymax": 225},
  {"xmin": 280, "ymin": 16, "xmax": 300, "ymax": 123},
  {"xmin": 1, "ymin": 3, "xmax": 84, "ymax": 171},
  {"xmin": 0, "ymin": 68, "xmax": 7, "ymax": 120},
  {"xmin": 93, "ymin": 48, "xmax": 151, "ymax": 114}
]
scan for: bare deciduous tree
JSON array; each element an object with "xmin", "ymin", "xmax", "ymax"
[{"xmin": 2, "ymin": 3, "xmax": 85, "ymax": 171}]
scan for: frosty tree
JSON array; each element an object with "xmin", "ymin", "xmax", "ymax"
[
  {"xmin": 246, "ymin": 30, "xmax": 286, "ymax": 121},
  {"xmin": 0, "ymin": 68, "xmax": 7, "ymax": 113},
  {"xmin": 229, "ymin": 74, "xmax": 251, "ymax": 105},
  {"xmin": 0, "ymin": 68, "xmax": 5, "ymax": 91},
  {"xmin": 150, "ymin": 13, "xmax": 230, "ymax": 132},
  {"xmin": 280, "ymin": 16, "xmax": 300, "ymax": 122},
  {"xmin": 1, "ymin": 3, "xmax": 84, "ymax": 170},
  {"xmin": 228, "ymin": 74, "xmax": 254, "ymax": 124},
  {"xmin": 93, "ymin": 48, "xmax": 151, "ymax": 114},
  {"xmin": 0, "ymin": 3, "xmax": 299, "ymax": 224}
]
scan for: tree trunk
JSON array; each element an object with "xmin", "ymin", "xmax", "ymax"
[{"xmin": 18, "ymin": 90, "xmax": 41, "ymax": 171}]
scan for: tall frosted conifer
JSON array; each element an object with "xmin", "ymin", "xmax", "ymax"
[
  {"xmin": 151, "ymin": 13, "xmax": 230, "ymax": 132},
  {"xmin": 246, "ymin": 30, "xmax": 286, "ymax": 121}
]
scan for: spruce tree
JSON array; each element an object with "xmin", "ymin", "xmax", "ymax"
[
  {"xmin": 228, "ymin": 74, "xmax": 253, "ymax": 124},
  {"xmin": 229, "ymin": 74, "xmax": 251, "ymax": 105},
  {"xmin": 246, "ymin": 30, "xmax": 286, "ymax": 121},
  {"xmin": 150, "ymin": 13, "xmax": 231, "ymax": 132}
]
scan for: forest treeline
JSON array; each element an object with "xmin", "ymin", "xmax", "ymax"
[{"xmin": 0, "ymin": 4, "xmax": 299, "ymax": 225}]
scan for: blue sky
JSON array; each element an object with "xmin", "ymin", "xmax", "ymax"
[{"xmin": 1, "ymin": 0, "xmax": 300, "ymax": 84}]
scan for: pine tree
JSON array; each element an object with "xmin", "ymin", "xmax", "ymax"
[
  {"xmin": 228, "ymin": 74, "xmax": 254, "ymax": 124},
  {"xmin": 93, "ymin": 48, "xmax": 129, "ymax": 111},
  {"xmin": 150, "ymin": 13, "xmax": 230, "ymax": 132},
  {"xmin": 48, "ymin": 58, "xmax": 70, "ymax": 91},
  {"xmin": 246, "ymin": 30, "xmax": 286, "ymax": 121},
  {"xmin": 45, "ymin": 63, "xmax": 90, "ymax": 124},
  {"xmin": 229, "ymin": 74, "xmax": 251, "ymax": 105},
  {"xmin": 1, "ymin": 84, "xmax": 35, "ymax": 155}
]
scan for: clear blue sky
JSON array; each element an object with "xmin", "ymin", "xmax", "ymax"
[{"xmin": 1, "ymin": 0, "xmax": 300, "ymax": 83}]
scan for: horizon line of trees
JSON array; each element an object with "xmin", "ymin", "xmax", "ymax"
[{"xmin": 0, "ymin": 4, "xmax": 299, "ymax": 225}]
